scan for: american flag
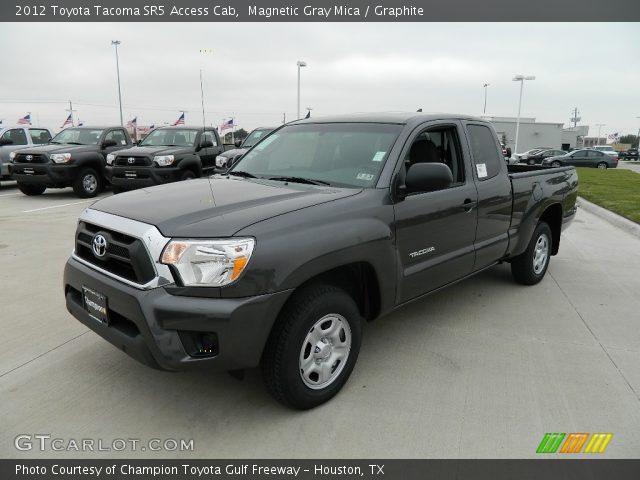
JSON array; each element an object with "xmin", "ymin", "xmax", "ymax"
[
  {"xmin": 173, "ymin": 112, "xmax": 185, "ymax": 126},
  {"xmin": 608, "ymin": 132, "xmax": 619, "ymax": 140},
  {"xmin": 220, "ymin": 118, "xmax": 234, "ymax": 131},
  {"xmin": 127, "ymin": 117, "xmax": 137, "ymax": 128},
  {"xmin": 17, "ymin": 113, "xmax": 31, "ymax": 125},
  {"xmin": 61, "ymin": 114, "xmax": 73, "ymax": 128}
]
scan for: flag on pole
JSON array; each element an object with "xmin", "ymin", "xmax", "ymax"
[
  {"xmin": 17, "ymin": 113, "xmax": 31, "ymax": 125},
  {"xmin": 126, "ymin": 117, "xmax": 138, "ymax": 128},
  {"xmin": 78, "ymin": 120, "xmax": 84, "ymax": 126},
  {"xmin": 304, "ymin": 110, "xmax": 311, "ymax": 119},
  {"xmin": 220, "ymin": 118, "xmax": 234, "ymax": 131},
  {"xmin": 61, "ymin": 114, "xmax": 73, "ymax": 128},
  {"xmin": 607, "ymin": 132, "xmax": 619, "ymax": 140},
  {"xmin": 173, "ymin": 112, "xmax": 185, "ymax": 126}
]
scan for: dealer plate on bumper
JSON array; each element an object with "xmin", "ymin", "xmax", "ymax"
[{"xmin": 82, "ymin": 286, "xmax": 109, "ymax": 324}]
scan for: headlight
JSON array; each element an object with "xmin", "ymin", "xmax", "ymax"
[
  {"xmin": 161, "ymin": 238, "xmax": 255, "ymax": 287},
  {"xmin": 154, "ymin": 155, "xmax": 175, "ymax": 166},
  {"xmin": 9, "ymin": 151, "xmax": 16, "ymax": 161},
  {"xmin": 51, "ymin": 153, "xmax": 72, "ymax": 163},
  {"xmin": 106, "ymin": 153, "xmax": 116, "ymax": 165},
  {"xmin": 215, "ymin": 155, "xmax": 228, "ymax": 168}
]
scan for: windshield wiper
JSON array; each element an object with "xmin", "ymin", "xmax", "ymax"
[
  {"xmin": 65, "ymin": 142, "xmax": 84, "ymax": 145},
  {"xmin": 268, "ymin": 176, "xmax": 330, "ymax": 186},
  {"xmin": 228, "ymin": 170, "xmax": 257, "ymax": 178}
]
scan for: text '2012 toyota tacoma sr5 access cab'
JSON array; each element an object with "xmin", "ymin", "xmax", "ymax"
[{"xmin": 64, "ymin": 113, "xmax": 578, "ymax": 409}]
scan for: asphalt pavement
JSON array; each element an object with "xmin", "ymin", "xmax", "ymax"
[{"xmin": 0, "ymin": 183, "xmax": 639, "ymax": 458}]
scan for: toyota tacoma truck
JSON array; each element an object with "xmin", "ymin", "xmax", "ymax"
[
  {"xmin": 63, "ymin": 113, "xmax": 578, "ymax": 409},
  {"xmin": 9, "ymin": 126, "xmax": 132, "ymax": 197},
  {"xmin": 105, "ymin": 126, "xmax": 223, "ymax": 193}
]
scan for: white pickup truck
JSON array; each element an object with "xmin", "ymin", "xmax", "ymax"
[{"xmin": 0, "ymin": 125, "xmax": 53, "ymax": 184}]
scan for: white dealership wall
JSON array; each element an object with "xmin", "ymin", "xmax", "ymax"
[{"xmin": 484, "ymin": 116, "xmax": 565, "ymax": 154}]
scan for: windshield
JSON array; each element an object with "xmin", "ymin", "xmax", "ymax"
[
  {"xmin": 231, "ymin": 123, "xmax": 402, "ymax": 188},
  {"xmin": 139, "ymin": 128, "xmax": 199, "ymax": 147},
  {"xmin": 52, "ymin": 128, "xmax": 104, "ymax": 145},
  {"xmin": 242, "ymin": 128, "xmax": 274, "ymax": 148}
]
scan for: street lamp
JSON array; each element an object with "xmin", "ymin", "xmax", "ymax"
[
  {"xmin": 483, "ymin": 83, "xmax": 490, "ymax": 114},
  {"xmin": 111, "ymin": 40, "xmax": 123, "ymax": 126},
  {"xmin": 296, "ymin": 60, "xmax": 307, "ymax": 120},
  {"xmin": 636, "ymin": 116, "xmax": 640, "ymax": 149},
  {"xmin": 594, "ymin": 124, "xmax": 606, "ymax": 147},
  {"xmin": 512, "ymin": 74, "xmax": 535, "ymax": 156}
]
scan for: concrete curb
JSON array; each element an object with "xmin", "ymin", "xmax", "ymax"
[{"xmin": 577, "ymin": 197, "xmax": 640, "ymax": 239}]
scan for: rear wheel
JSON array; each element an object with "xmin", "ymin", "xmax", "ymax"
[
  {"xmin": 511, "ymin": 221, "xmax": 552, "ymax": 285},
  {"xmin": 262, "ymin": 284, "xmax": 362, "ymax": 410},
  {"xmin": 73, "ymin": 168, "xmax": 101, "ymax": 198},
  {"xmin": 597, "ymin": 162, "xmax": 608, "ymax": 169},
  {"xmin": 551, "ymin": 161, "xmax": 561, "ymax": 167},
  {"xmin": 17, "ymin": 182, "xmax": 46, "ymax": 196}
]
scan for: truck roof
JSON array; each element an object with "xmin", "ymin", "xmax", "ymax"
[{"xmin": 290, "ymin": 112, "xmax": 482, "ymax": 126}]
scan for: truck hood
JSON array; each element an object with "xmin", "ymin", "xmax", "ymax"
[
  {"xmin": 15, "ymin": 143, "xmax": 99, "ymax": 155},
  {"xmin": 91, "ymin": 176, "xmax": 362, "ymax": 237},
  {"xmin": 113, "ymin": 145, "xmax": 194, "ymax": 157}
]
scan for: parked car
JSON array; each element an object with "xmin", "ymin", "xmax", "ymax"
[
  {"xmin": 520, "ymin": 149, "xmax": 567, "ymax": 165},
  {"xmin": 542, "ymin": 149, "xmax": 618, "ymax": 169},
  {"xmin": 619, "ymin": 148, "xmax": 639, "ymax": 160},
  {"xmin": 105, "ymin": 126, "xmax": 223, "ymax": 193},
  {"xmin": 63, "ymin": 113, "xmax": 578, "ymax": 409},
  {"xmin": 516, "ymin": 148, "xmax": 550, "ymax": 162},
  {"xmin": 592, "ymin": 145, "xmax": 619, "ymax": 157},
  {"xmin": 0, "ymin": 125, "xmax": 52, "ymax": 185},
  {"xmin": 215, "ymin": 126, "xmax": 277, "ymax": 171},
  {"xmin": 9, "ymin": 126, "xmax": 132, "ymax": 197}
]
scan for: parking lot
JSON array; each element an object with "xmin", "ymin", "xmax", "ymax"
[{"xmin": 1, "ymin": 182, "xmax": 639, "ymax": 458}]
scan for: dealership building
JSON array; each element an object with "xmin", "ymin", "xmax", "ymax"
[{"xmin": 484, "ymin": 116, "xmax": 589, "ymax": 154}]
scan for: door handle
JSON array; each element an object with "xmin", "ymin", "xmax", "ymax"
[{"xmin": 461, "ymin": 199, "xmax": 477, "ymax": 212}]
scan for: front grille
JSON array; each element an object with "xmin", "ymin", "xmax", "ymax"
[
  {"xmin": 115, "ymin": 156, "xmax": 151, "ymax": 167},
  {"xmin": 75, "ymin": 222, "xmax": 156, "ymax": 284},
  {"xmin": 14, "ymin": 154, "xmax": 48, "ymax": 164}
]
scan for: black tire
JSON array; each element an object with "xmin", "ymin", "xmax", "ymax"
[
  {"xmin": 597, "ymin": 162, "xmax": 608, "ymax": 169},
  {"xmin": 511, "ymin": 221, "xmax": 552, "ymax": 285},
  {"xmin": 551, "ymin": 161, "xmax": 561, "ymax": 167},
  {"xmin": 261, "ymin": 284, "xmax": 363, "ymax": 410},
  {"xmin": 73, "ymin": 168, "xmax": 101, "ymax": 198},
  {"xmin": 17, "ymin": 182, "xmax": 46, "ymax": 196},
  {"xmin": 180, "ymin": 169, "xmax": 197, "ymax": 181}
]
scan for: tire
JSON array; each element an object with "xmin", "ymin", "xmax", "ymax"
[
  {"xmin": 551, "ymin": 161, "xmax": 561, "ymax": 167},
  {"xmin": 528, "ymin": 159, "xmax": 535, "ymax": 165},
  {"xmin": 261, "ymin": 284, "xmax": 363, "ymax": 410},
  {"xmin": 17, "ymin": 182, "xmax": 46, "ymax": 196},
  {"xmin": 73, "ymin": 168, "xmax": 101, "ymax": 198},
  {"xmin": 511, "ymin": 221, "xmax": 552, "ymax": 285},
  {"xmin": 180, "ymin": 170, "xmax": 197, "ymax": 181},
  {"xmin": 597, "ymin": 162, "xmax": 608, "ymax": 169}
]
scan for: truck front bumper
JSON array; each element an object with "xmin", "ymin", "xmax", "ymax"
[
  {"xmin": 63, "ymin": 256, "xmax": 292, "ymax": 371},
  {"xmin": 10, "ymin": 163, "xmax": 78, "ymax": 187},
  {"xmin": 106, "ymin": 166, "xmax": 183, "ymax": 190}
]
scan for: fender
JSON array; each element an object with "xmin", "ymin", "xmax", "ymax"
[{"xmin": 176, "ymin": 154, "xmax": 203, "ymax": 176}]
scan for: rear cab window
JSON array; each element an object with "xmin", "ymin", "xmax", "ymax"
[
  {"xmin": 466, "ymin": 124, "xmax": 504, "ymax": 180},
  {"xmin": 29, "ymin": 129, "xmax": 52, "ymax": 144}
]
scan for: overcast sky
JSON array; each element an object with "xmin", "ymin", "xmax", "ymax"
[{"xmin": 1, "ymin": 22, "xmax": 639, "ymax": 137}]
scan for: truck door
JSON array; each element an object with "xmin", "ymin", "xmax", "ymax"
[
  {"xmin": 463, "ymin": 122, "xmax": 513, "ymax": 271},
  {"xmin": 197, "ymin": 130, "xmax": 217, "ymax": 169},
  {"xmin": 394, "ymin": 122, "xmax": 478, "ymax": 303}
]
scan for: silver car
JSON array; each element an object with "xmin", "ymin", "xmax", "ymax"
[{"xmin": 0, "ymin": 126, "xmax": 53, "ymax": 181}]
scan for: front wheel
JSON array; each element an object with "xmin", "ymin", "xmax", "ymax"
[
  {"xmin": 73, "ymin": 168, "xmax": 101, "ymax": 198},
  {"xmin": 597, "ymin": 162, "xmax": 608, "ymax": 169},
  {"xmin": 261, "ymin": 284, "xmax": 363, "ymax": 410},
  {"xmin": 17, "ymin": 182, "xmax": 46, "ymax": 196},
  {"xmin": 551, "ymin": 161, "xmax": 561, "ymax": 167},
  {"xmin": 180, "ymin": 170, "xmax": 197, "ymax": 181},
  {"xmin": 511, "ymin": 221, "xmax": 552, "ymax": 285}
]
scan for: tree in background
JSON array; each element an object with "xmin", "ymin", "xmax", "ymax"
[
  {"xmin": 223, "ymin": 128, "xmax": 248, "ymax": 144},
  {"xmin": 619, "ymin": 134, "xmax": 639, "ymax": 148}
]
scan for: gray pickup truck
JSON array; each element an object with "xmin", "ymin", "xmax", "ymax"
[
  {"xmin": 63, "ymin": 113, "xmax": 578, "ymax": 409},
  {"xmin": 0, "ymin": 125, "xmax": 52, "ymax": 184}
]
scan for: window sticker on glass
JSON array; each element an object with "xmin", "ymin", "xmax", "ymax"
[
  {"xmin": 372, "ymin": 151, "xmax": 386, "ymax": 162},
  {"xmin": 476, "ymin": 163, "xmax": 488, "ymax": 178},
  {"xmin": 356, "ymin": 172, "xmax": 374, "ymax": 181}
]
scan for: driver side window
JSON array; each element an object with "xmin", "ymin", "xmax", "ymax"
[{"xmin": 404, "ymin": 126, "xmax": 465, "ymax": 185}]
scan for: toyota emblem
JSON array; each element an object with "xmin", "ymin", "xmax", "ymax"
[
  {"xmin": 26, "ymin": 155, "xmax": 33, "ymax": 161},
  {"xmin": 92, "ymin": 234, "xmax": 108, "ymax": 258},
  {"xmin": 127, "ymin": 157, "xmax": 135, "ymax": 164}
]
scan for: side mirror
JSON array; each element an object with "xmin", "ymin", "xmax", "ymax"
[
  {"xmin": 102, "ymin": 139, "xmax": 118, "ymax": 148},
  {"xmin": 199, "ymin": 140, "xmax": 214, "ymax": 149},
  {"xmin": 0, "ymin": 139, "xmax": 14, "ymax": 146},
  {"xmin": 234, "ymin": 140, "xmax": 242, "ymax": 148},
  {"xmin": 405, "ymin": 163, "xmax": 453, "ymax": 194}
]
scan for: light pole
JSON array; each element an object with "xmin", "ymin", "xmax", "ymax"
[
  {"xmin": 111, "ymin": 40, "xmax": 123, "ymax": 126},
  {"xmin": 483, "ymin": 83, "xmax": 490, "ymax": 114},
  {"xmin": 636, "ymin": 116, "xmax": 640, "ymax": 149},
  {"xmin": 296, "ymin": 60, "xmax": 307, "ymax": 120},
  {"xmin": 595, "ymin": 124, "xmax": 606, "ymax": 147},
  {"xmin": 512, "ymin": 74, "xmax": 535, "ymax": 156}
]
